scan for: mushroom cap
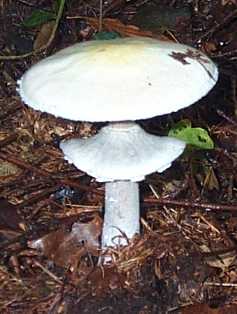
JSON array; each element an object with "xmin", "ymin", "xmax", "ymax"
[
  {"xmin": 18, "ymin": 37, "xmax": 218, "ymax": 122},
  {"xmin": 60, "ymin": 123, "xmax": 185, "ymax": 182}
]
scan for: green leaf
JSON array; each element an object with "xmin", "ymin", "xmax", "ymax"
[
  {"xmin": 53, "ymin": 0, "xmax": 64, "ymax": 13},
  {"xmin": 169, "ymin": 119, "xmax": 191, "ymax": 130},
  {"xmin": 22, "ymin": 10, "xmax": 56, "ymax": 28},
  {"xmin": 168, "ymin": 119, "xmax": 214, "ymax": 149},
  {"xmin": 93, "ymin": 31, "xmax": 121, "ymax": 40}
]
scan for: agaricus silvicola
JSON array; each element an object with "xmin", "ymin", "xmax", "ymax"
[{"xmin": 18, "ymin": 37, "xmax": 218, "ymax": 249}]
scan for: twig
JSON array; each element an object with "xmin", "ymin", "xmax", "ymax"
[
  {"xmin": 0, "ymin": 151, "xmax": 54, "ymax": 177},
  {"xmin": 33, "ymin": 260, "xmax": 63, "ymax": 285},
  {"xmin": 204, "ymin": 282, "xmax": 237, "ymax": 287},
  {"xmin": 198, "ymin": 214, "xmax": 221, "ymax": 234},
  {"xmin": 199, "ymin": 9, "xmax": 237, "ymax": 41},
  {"xmin": 17, "ymin": 186, "xmax": 60, "ymax": 209},
  {"xmin": 203, "ymin": 246, "xmax": 237, "ymax": 257},
  {"xmin": 0, "ymin": 104, "xmax": 23, "ymax": 121},
  {"xmin": 0, "ymin": 151, "xmax": 103, "ymax": 196},
  {"xmin": 0, "ymin": 133, "xmax": 18, "ymax": 148},
  {"xmin": 217, "ymin": 109, "xmax": 237, "ymax": 126},
  {"xmin": 16, "ymin": 0, "xmax": 40, "ymax": 8},
  {"xmin": 144, "ymin": 197, "xmax": 237, "ymax": 212},
  {"xmin": 168, "ymin": 302, "xmax": 193, "ymax": 313},
  {"xmin": 102, "ymin": 0, "xmax": 126, "ymax": 16},
  {"xmin": 213, "ymin": 48, "xmax": 237, "ymax": 59},
  {"xmin": 99, "ymin": 0, "xmax": 103, "ymax": 32},
  {"xmin": 0, "ymin": 0, "xmax": 66, "ymax": 61},
  {"xmin": 0, "ymin": 265, "xmax": 25, "ymax": 286}
]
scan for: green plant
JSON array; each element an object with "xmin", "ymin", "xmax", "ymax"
[
  {"xmin": 168, "ymin": 119, "xmax": 214, "ymax": 149},
  {"xmin": 22, "ymin": 0, "xmax": 64, "ymax": 28}
]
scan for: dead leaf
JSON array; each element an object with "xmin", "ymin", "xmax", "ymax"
[
  {"xmin": 200, "ymin": 245, "xmax": 236, "ymax": 271},
  {"xmin": 29, "ymin": 213, "xmax": 102, "ymax": 268},
  {"xmin": 0, "ymin": 160, "xmax": 21, "ymax": 179},
  {"xmin": 182, "ymin": 303, "xmax": 237, "ymax": 314},
  {"xmin": 87, "ymin": 266, "xmax": 126, "ymax": 297},
  {"xmin": 202, "ymin": 41, "xmax": 217, "ymax": 54},
  {"xmin": 77, "ymin": 16, "xmax": 170, "ymax": 40},
  {"xmin": 203, "ymin": 167, "xmax": 220, "ymax": 191},
  {"xmin": 33, "ymin": 21, "xmax": 55, "ymax": 50},
  {"xmin": 0, "ymin": 198, "xmax": 23, "ymax": 231},
  {"xmin": 71, "ymin": 214, "xmax": 102, "ymax": 252}
]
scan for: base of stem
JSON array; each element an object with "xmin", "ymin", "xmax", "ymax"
[{"xmin": 102, "ymin": 180, "xmax": 140, "ymax": 248}]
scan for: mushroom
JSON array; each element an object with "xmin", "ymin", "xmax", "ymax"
[
  {"xmin": 18, "ymin": 37, "xmax": 218, "ymax": 250},
  {"xmin": 60, "ymin": 122, "xmax": 185, "ymax": 247}
]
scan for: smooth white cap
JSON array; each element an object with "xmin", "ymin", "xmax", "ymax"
[
  {"xmin": 18, "ymin": 37, "xmax": 218, "ymax": 122},
  {"xmin": 60, "ymin": 123, "xmax": 185, "ymax": 182}
]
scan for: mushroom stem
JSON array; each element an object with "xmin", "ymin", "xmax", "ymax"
[{"xmin": 102, "ymin": 180, "xmax": 140, "ymax": 248}]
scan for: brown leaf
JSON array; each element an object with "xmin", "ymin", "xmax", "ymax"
[
  {"xmin": 71, "ymin": 214, "xmax": 102, "ymax": 252},
  {"xmin": 182, "ymin": 303, "xmax": 237, "ymax": 314},
  {"xmin": 29, "ymin": 213, "xmax": 102, "ymax": 268},
  {"xmin": 78, "ymin": 16, "xmax": 170, "ymax": 40},
  {"xmin": 87, "ymin": 266, "xmax": 126, "ymax": 297},
  {"xmin": 33, "ymin": 21, "xmax": 55, "ymax": 50},
  {"xmin": 200, "ymin": 245, "xmax": 236, "ymax": 271},
  {"xmin": 0, "ymin": 160, "xmax": 21, "ymax": 179},
  {"xmin": 0, "ymin": 198, "xmax": 23, "ymax": 231},
  {"xmin": 202, "ymin": 42, "xmax": 217, "ymax": 54},
  {"xmin": 203, "ymin": 167, "xmax": 220, "ymax": 191}
]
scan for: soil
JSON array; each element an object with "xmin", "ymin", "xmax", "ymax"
[{"xmin": 0, "ymin": 0, "xmax": 237, "ymax": 313}]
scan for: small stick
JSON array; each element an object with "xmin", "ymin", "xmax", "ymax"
[
  {"xmin": 17, "ymin": 186, "xmax": 60, "ymax": 209},
  {"xmin": 199, "ymin": 9, "xmax": 237, "ymax": 41},
  {"xmin": 217, "ymin": 109, "xmax": 237, "ymax": 125},
  {"xmin": 144, "ymin": 197, "xmax": 237, "ymax": 212},
  {"xmin": 33, "ymin": 260, "xmax": 63, "ymax": 285},
  {"xmin": 204, "ymin": 282, "xmax": 237, "ymax": 287},
  {"xmin": 0, "ymin": 133, "xmax": 17, "ymax": 148},
  {"xmin": 213, "ymin": 48, "xmax": 237, "ymax": 59},
  {"xmin": 99, "ymin": 0, "xmax": 103, "ymax": 32},
  {"xmin": 0, "ymin": 152, "xmax": 103, "ymax": 196},
  {"xmin": 0, "ymin": 103, "xmax": 23, "ymax": 120}
]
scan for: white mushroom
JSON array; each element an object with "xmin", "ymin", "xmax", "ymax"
[
  {"xmin": 61, "ymin": 122, "xmax": 185, "ymax": 247},
  {"xmin": 18, "ymin": 37, "xmax": 218, "ymax": 252},
  {"xmin": 18, "ymin": 37, "xmax": 218, "ymax": 122}
]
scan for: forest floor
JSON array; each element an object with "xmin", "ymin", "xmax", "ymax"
[{"xmin": 0, "ymin": 0, "xmax": 237, "ymax": 313}]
